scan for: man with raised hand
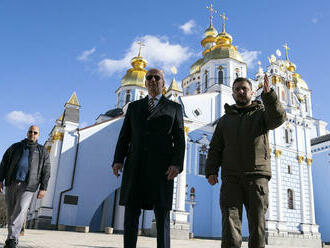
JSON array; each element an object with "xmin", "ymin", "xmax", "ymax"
[
  {"xmin": 113, "ymin": 68, "xmax": 185, "ymax": 248},
  {"xmin": 0, "ymin": 125, "xmax": 50, "ymax": 248},
  {"xmin": 205, "ymin": 75, "xmax": 286, "ymax": 248}
]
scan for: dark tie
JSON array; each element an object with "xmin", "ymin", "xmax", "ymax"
[{"xmin": 148, "ymin": 98, "xmax": 155, "ymax": 112}]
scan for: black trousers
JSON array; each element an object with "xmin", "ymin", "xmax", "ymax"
[
  {"xmin": 220, "ymin": 176, "xmax": 269, "ymax": 248},
  {"xmin": 124, "ymin": 205, "xmax": 170, "ymax": 248}
]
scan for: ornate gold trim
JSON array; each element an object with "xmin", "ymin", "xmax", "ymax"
[
  {"xmin": 184, "ymin": 126, "xmax": 190, "ymax": 136},
  {"xmin": 52, "ymin": 131, "xmax": 64, "ymax": 142},
  {"xmin": 274, "ymin": 149, "xmax": 282, "ymax": 158},
  {"xmin": 272, "ymin": 76, "xmax": 281, "ymax": 85},
  {"xmin": 297, "ymin": 155, "xmax": 304, "ymax": 164},
  {"xmin": 306, "ymin": 158, "xmax": 313, "ymax": 166},
  {"xmin": 286, "ymin": 81, "xmax": 295, "ymax": 89}
]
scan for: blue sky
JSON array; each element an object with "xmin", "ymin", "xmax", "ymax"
[{"xmin": 0, "ymin": 0, "xmax": 329, "ymax": 156}]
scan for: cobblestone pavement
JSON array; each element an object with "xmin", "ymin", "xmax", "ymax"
[{"xmin": 0, "ymin": 229, "xmax": 326, "ymax": 248}]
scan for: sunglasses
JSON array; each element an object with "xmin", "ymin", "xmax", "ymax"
[
  {"xmin": 28, "ymin": 131, "xmax": 39, "ymax": 135},
  {"xmin": 146, "ymin": 75, "xmax": 161, "ymax": 81}
]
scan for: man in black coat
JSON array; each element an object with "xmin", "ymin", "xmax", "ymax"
[
  {"xmin": 0, "ymin": 125, "xmax": 50, "ymax": 248},
  {"xmin": 113, "ymin": 68, "xmax": 185, "ymax": 248}
]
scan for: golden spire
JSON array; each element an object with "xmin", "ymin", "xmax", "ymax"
[
  {"xmin": 283, "ymin": 43, "xmax": 290, "ymax": 61},
  {"xmin": 130, "ymin": 41, "xmax": 147, "ymax": 70},
  {"xmin": 257, "ymin": 61, "xmax": 263, "ymax": 74},
  {"xmin": 167, "ymin": 66, "xmax": 182, "ymax": 93},
  {"xmin": 282, "ymin": 43, "xmax": 297, "ymax": 72},
  {"xmin": 137, "ymin": 40, "xmax": 144, "ymax": 57},
  {"xmin": 206, "ymin": 4, "xmax": 217, "ymax": 26},
  {"xmin": 66, "ymin": 92, "xmax": 80, "ymax": 106},
  {"xmin": 219, "ymin": 12, "xmax": 228, "ymax": 33},
  {"xmin": 57, "ymin": 114, "xmax": 64, "ymax": 121}
]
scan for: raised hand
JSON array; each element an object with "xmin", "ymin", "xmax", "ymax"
[{"xmin": 263, "ymin": 74, "xmax": 271, "ymax": 93}]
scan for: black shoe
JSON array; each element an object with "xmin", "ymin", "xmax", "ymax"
[{"xmin": 4, "ymin": 239, "xmax": 17, "ymax": 248}]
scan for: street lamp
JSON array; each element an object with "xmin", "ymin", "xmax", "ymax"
[{"xmin": 187, "ymin": 187, "xmax": 196, "ymax": 239}]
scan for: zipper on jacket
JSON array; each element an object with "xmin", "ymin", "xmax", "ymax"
[{"xmin": 263, "ymin": 134, "xmax": 268, "ymax": 160}]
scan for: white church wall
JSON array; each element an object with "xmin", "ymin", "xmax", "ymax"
[
  {"xmin": 181, "ymin": 93, "xmax": 218, "ymax": 124},
  {"xmin": 51, "ymin": 122, "xmax": 79, "ymax": 225}
]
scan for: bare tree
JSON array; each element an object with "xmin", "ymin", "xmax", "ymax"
[{"xmin": 0, "ymin": 193, "xmax": 7, "ymax": 227}]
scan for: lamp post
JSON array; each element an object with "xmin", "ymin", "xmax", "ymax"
[{"xmin": 187, "ymin": 187, "xmax": 196, "ymax": 239}]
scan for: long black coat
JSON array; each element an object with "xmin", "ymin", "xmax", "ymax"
[{"xmin": 113, "ymin": 96, "xmax": 185, "ymax": 210}]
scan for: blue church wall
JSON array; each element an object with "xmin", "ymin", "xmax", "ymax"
[
  {"xmin": 312, "ymin": 150, "xmax": 330, "ymax": 242},
  {"xmin": 54, "ymin": 118, "xmax": 124, "ymax": 227},
  {"xmin": 186, "ymin": 129, "xmax": 249, "ymax": 238}
]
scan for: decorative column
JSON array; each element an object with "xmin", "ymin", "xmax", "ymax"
[
  {"xmin": 298, "ymin": 155, "xmax": 309, "ymax": 234},
  {"xmin": 274, "ymin": 149, "xmax": 287, "ymax": 232},
  {"xmin": 171, "ymin": 126, "xmax": 190, "ymax": 238}
]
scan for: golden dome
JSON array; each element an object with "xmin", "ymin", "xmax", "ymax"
[
  {"xmin": 190, "ymin": 58, "xmax": 203, "ymax": 74},
  {"xmin": 204, "ymin": 24, "xmax": 218, "ymax": 38},
  {"xmin": 287, "ymin": 61, "xmax": 296, "ymax": 72},
  {"xmin": 293, "ymin": 73, "xmax": 308, "ymax": 90},
  {"xmin": 215, "ymin": 31, "xmax": 233, "ymax": 47},
  {"xmin": 203, "ymin": 43, "xmax": 244, "ymax": 63},
  {"xmin": 120, "ymin": 55, "xmax": 147, "ymax": 88}
]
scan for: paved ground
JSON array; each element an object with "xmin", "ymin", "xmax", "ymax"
[{"xmin": 0, "ymin": 229, "xmax": 326, "ymax": 248}]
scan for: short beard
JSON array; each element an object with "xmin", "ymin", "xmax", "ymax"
[{"xmin": 235, "ymin": 97, "xmax": 251, "ymax": 107}]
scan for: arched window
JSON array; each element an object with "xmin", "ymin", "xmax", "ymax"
[
  {"xmin": 125, "ymin": 90, "xmax": 131, "ymax": 104},
  {"xmin": 196, "ymin": 82, "xmax": 201, "ymax": 93},
  {"xmin": 284, "ymin": 127, "xmax": 293, "ymax": 144},
  {"xmin": 285, "ymin": 129, "xmax": 290, "ymax": 143},
  {"xmin": 288, "ymin": 189, "xmax": 294, "ymax": 209},
  {"xmin": 199, "ymin": 145, "xmax": 208, "ymax": 175},
  {"xmin": 235, "ymin": 68, "xmax": 240, "ymax": 78},
  {"xmin": 305, "ymin": 98, "xmax": 309, "ymax": 112},
  {"xmin": 218, "ymin": 70, "xmax": 224, "ymax": 84},
  {"xmin": 204, "ymin": 70, "xmax": 208, "ymax": 90}
]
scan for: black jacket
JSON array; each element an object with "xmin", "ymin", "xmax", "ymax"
[
  {"xmin": 0, "ymin": 139, "xmax": 51, "ymax": 192},
  {"xmin": 113, "ymin": 96, "xmax": 185, "ymax": 210},
  {"xmin": 205, "ymin": 89, "xmax": 286, "ymax": 179}
]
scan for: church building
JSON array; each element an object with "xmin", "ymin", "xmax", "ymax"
[{"xmin": 27, "ymin": 6, "xmax": 328, "ymax": 247}]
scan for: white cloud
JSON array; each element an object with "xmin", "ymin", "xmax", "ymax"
[
  {"xmin": 179, "ymin": 20, "xmax": 196, "ymax": 34},
  {"xmin": 312, "ymin": 18, "xmax": 318, "ymax": 24},
  {"xmin": 98, "ymin": 35, "xmax": 194, "ymax": 76},
  {"xmin": 240, "ymin": 49, "xmax": 261, "ymax": 69},
  {"xmin": 77, "ymin": 47, "xmax": 96, "ymax": 61},
  {"xmin": 5, "ymin": 111, "xmax": 44, "ymax": 129}
]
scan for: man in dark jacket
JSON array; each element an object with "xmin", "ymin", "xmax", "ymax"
[
  {"xmin": 112, "ymin": 68, "xmax": 185, "ymax": 248},
  {"xmin": 205, "ymin": 76, "xmax": 286, "ymax": 248},
  {"xmin": 0, "ymin": 125, "xmax": 50, "ymax": 248}
]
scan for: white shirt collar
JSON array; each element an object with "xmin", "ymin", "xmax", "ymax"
[{"xmin": 148, "ymin": 94, "xmax": 162, "ymax": 101}]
